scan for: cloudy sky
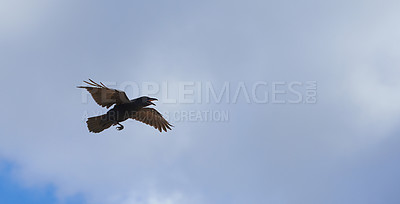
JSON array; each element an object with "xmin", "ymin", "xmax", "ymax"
[{"xmin": 1, "ymin": 0, "xmax": 400, "ymax": 204}]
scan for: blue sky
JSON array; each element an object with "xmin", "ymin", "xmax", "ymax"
[{"xmin": 1, "ymin": 0, "xmax": 400, "ymax": 204}]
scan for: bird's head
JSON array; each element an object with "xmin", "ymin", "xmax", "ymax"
[{"xmin": 138, "ymin": 96, "xmax": 158, "ymax": 107}]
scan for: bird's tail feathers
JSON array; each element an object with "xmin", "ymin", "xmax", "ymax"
[{"xmin": 86, "ymin": 114, "xmax": 113, "ymax": 133}]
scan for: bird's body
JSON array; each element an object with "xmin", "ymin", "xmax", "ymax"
[
  {"xmin": 78, "ymin": 79, "xmax": 173, "ymax": 133},
  {"xmin": 107, "ymin": 99, "xmax": 145, "ymax": 123}
]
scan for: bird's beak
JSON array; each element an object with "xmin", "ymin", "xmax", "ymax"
[{"xmin": 148, "ymin": 98, "xmax": 158, "ymax": 106}]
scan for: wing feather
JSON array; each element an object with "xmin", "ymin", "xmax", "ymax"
[
  {"xmin": 130, "ymin": 108, "xmax": 173, "ymax": 132},
  {"xmin": 77, "ymin": 79, "xmax": 130, "ymax": 108}
]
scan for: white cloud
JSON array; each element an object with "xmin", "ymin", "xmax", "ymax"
[
  {"xmin": 339, "ymin": 4, "xmax": 400, "ymax": 134},
  {"xmin": 0, "ymin": 0, "xmax": 57, "ymax": 39}
]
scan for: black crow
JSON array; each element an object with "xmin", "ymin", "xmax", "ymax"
[{"xmin": 78, "ymin": 79, "xmax": 173, "ymax": 133}]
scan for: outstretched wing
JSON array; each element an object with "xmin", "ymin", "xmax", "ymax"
[
  {"xmin": 77, "ymin": 79, "xmax": 130, "ymax": 108},
  {"xmin": 131, "ymin": 108, "xmax": 173, "ymax": 132}
]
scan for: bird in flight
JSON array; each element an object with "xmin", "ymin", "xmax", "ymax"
[{"xmin": 78, "ymin": 79, "xmax": 173, "ymax": 133}]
